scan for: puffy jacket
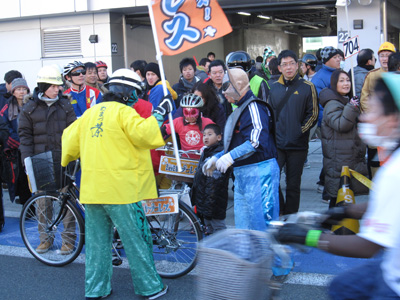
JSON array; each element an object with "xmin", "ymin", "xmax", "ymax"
[
  {"xmin": 205, "ymin": 78, "xmax": 233, "ymax": 117},
  {"xmin": 172, "ymin": 76, "xmax": 201, "ymax": 108},
  {"xmin": 190, "ymin": 141, "xmax": 231, "ymax": 219},
  {"xmin": 268, "ymin": 73, "xmax": 318, "ymax": 150},
  {"xmin": 61, "ymin": 101, "xmax": 165, "ymax": 204},
  {"xmin": 319, "ymin": 88, "xmax": 368, "ymax": 197},
  {"xmin": 18, "ymin": 89, "xmax": 77, "ymax": 163},
  {"xmin": 351, "ymin": 65, "xmax": 373, "ymax": 99}
]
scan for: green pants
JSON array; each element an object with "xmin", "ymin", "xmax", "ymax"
[{"xmin": 85, "ymin": 202, "xmax": 164, "ymax": 298}]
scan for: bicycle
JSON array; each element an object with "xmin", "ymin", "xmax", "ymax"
[{"xmin": 20, "ymin": 146, "xmax": 203, "ymax": 278}]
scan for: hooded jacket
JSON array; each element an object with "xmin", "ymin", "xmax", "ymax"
[
  {"xmin": 319, "ymin": 88, "xmax": 368, "ymax": 197},
  {"xmin": 190, "ymin": 140, "xmax": 231, "ymax": 219},
  {"xmin": 268, "ymin": 73, "xmax": 318, "ymax": 150}
]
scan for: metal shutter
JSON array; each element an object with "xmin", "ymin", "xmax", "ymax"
[{"xmin": 42, "ymin": 27, "xmax": 81, "ymax": 58}]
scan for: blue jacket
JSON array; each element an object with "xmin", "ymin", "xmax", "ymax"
[
  {"xmin": 228, "ymin": 90, "xmax": 277, "ymax": 167},
  {"xmin": 311, "ymin": 64, "xmax": 337, "ymax": 126}
]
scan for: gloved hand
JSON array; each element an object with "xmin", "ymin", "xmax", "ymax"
[
  {"xmin": 275, "ymin": 223, "xmax": 322, "ymax": 248},
  {"xmin": 321, "ymin": 206, "xmax": 349, "ymax": 226},
  {"xmin": 215, "ymin": 153, "xmax": 234, "ymax": 173},
  {"xmin": 202, "ymin": 156, "xmax": 218, "ymax": 177},
  {"xmin": 350, "ymin": 96, "xmax": 360, "ymax": 107},
  {"xmin": 154, "ymin": 95, "xmax": 174, "ymax": 117}
]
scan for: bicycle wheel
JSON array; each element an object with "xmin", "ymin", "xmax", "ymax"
[
  {"xmin": 148, "ymin": 201, "xmax": 202, "ymax": 278},
  {"xmin": 20, "ymin": 192, "xmax": 85, "ymax": 267}
]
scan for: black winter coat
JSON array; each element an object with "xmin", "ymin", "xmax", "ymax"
[
  {"xmin": 190, "ymin": 141, "xmax": 231, "ymax": 220},
  {"xmin": 18, "ymin": 89, "xmax": 77, "ymax": 186}
]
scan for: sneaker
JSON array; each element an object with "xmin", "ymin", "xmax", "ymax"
[
  {"xmin": 147, "ymin": 285, "xmax": 168, "ymax": 300},
  {"xmin": 303, "ymin": 162, "xmax": 311, "ymax": 169},
  {"xmin": 60, "ymin": 243, "xmax": 74, "ymax": 255},
  {"xmin": 36, "ymin": 241, "xmax": 52, "ymax": 254},
  {"xmin": 317, "ymin": 184, "xmax": 324, "ymax": 193},
  {"xmin": 321, "ymin": 199, "xmax": 330, "ymax": 204}
]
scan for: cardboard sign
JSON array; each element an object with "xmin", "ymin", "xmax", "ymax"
[
  {"xmin": 159, "ymin": 155, "xmax": 199, "ymax": 178},
  {"xmin": 343, "ymin": 36, "xmax": 360, "ymax": 59},
  {"xmin": 142, "ymin": 194, "xmax": 179, "ymax": 216}
]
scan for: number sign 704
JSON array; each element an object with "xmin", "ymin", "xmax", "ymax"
[{"xmin": 343, "ymin": 36, "xmax": 360, "ymax": 59}]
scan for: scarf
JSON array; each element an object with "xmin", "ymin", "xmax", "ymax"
[{"xmin": 38, "ymin": 92, "xmax": 59, "ymax": 106}]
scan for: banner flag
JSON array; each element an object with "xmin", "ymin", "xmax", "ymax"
[{"xmin": 151, "ymin": 0, "xmax": 232, "ymax": 56}]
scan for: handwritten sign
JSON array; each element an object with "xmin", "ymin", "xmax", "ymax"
[
  {"xmin": 159, "ymin": 156, "xmax": 199, "ymax": 178},
  {"xmin": 343, "ymin": 36, "xmax": 360, "ymax": 59},
  {"xmin": 142, "ymin": 194, "xmax": 179, "ymax": 216}
]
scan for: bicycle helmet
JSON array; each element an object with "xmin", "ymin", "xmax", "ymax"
[
  {"xmin": 226, "ymin": 51, "xmax": 253, "ymax": 73},
  {"xmin": 63, "ymin": 61, "xmax": 85, "ymax": 78},
  {"xmin": 300, "ymin": 54, "xmax": 317, "ymax": 68},
  {"xmin": 95, "ymin": 61, "xmax": 108, "ymax": 69},
  {"xmin": 180, "ymin": 93, "xmax": 204, "ymax": 108},
  {"xmin": 37, "ymin": 65, "xmax": 63, "ymax": 85}
]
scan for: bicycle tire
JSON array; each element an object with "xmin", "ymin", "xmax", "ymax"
[
  {"xmin": 20, "ymin": 192, "xmax": 85, "ymax": 267},
  {"xmin": 149, "ymin": 201, "xmax": 202, "ymax": 278}
]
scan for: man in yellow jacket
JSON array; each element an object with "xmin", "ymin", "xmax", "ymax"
[{"xmin": 61, "ymin": 69, "xmax": 173, "ymax": 300}]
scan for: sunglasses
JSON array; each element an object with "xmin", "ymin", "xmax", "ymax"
[{"xmin": 71, "ymin": 70, "xmax": 86, "ymax": 76}]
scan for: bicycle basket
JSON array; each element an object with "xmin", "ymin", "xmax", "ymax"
[
  {"xmin": 24, "ymin": 151, "xmax": 56, "ymax": 192},
  {"xmin": 197, "ymin": 229, "xmax": 273, "ymax": 300}
]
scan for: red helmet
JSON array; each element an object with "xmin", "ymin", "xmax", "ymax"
[{"xmin": 95, "ymin": 61, "xmax": 108, "ymax": 69}]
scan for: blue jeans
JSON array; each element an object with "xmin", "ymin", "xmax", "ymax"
[{"xmin": 329, "ymin": 259, "xmax": 400, "ymax": 299}]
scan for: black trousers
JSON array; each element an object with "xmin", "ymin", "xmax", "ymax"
[{"xmin": 277, "ymin": 149, "xmax": 308, "ymax": 215}]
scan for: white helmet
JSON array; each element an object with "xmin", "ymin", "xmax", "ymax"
[
  {"xmin": 37, "ymin": 65, "xmax": 63, "ymax": 85},
  {"xmin": 107, "ymin": 68, "xmax": 142, "ymax": 91},
  {"xmin": 180, "ymin": 93, "xmax": 204, "ymax": 108},
  {"xmin": 63, "ymin": 61, "xmax": 85, "ymax": 78}
]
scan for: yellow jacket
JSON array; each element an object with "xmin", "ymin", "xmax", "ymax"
[
  {"xmin": 360, "ymin": 67, "xmax": 384, "ymax": 113},
  {"xmin": 61, "ymin": 101, "xmax": 165, "ymax": 204}
]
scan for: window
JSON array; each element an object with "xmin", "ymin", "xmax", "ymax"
[{"xmin": 42, "ymin": 27, "xmax": 81, "ymax": 58}]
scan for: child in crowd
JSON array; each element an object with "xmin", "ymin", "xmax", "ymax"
[
  {"xmin": 162, "ymin": 93, "xmax": 214, "ymax": 154},
  {"xmin": 191, "ymin": 124, "xmax": 231, "ymax": 234}
]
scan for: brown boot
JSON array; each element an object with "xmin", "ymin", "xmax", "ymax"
[
  {"xmin": 60, "ymin": 243, "xmax": 74, "ymax": 255},
  {"xmin": 36, "ymin": 241, "xmax": 52, "ymax": 254}
]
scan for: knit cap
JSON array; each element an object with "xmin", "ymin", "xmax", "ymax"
[
  {"xmin": 11, "ymin": 78, "xmax": 30, "ymax": 93},
  {"xmin": 144, "ymin": 62, "xmax": 161, "ymax": 79},
  {"xmin": 320, "ymin": 46, "xmax": 341, "ymax": 64}
]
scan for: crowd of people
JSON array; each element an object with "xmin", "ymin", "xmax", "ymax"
[{"xmin": 0, "ymin": 41, "xmax": 399, "ymax": 299}]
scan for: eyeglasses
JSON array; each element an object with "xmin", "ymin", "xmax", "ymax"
[
  {"xmin": 70, "ymin": 70, "xmax": 86, "ymax": 76},
  {"xmin": 280, "ymin": 62, "xmax": 297, "ymax": 68}
]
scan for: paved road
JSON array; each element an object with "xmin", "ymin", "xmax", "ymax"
[{"xmin": 0, "ymin": 140, "xmax": 372, "ymax": 299}]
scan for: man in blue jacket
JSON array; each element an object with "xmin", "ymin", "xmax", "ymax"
[{"xmin": 202, "ymin": 67, "xmax": 279, "ymax": 230}]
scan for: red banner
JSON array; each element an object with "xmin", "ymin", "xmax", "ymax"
[{"xmin": 151, "ymin": 0, "xmax": 232, "ymax": 56}]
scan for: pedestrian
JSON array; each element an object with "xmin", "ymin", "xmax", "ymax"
[
  {"xmin": 205, "ymin": 60, "xmax": 232, "ymax": 117},
  {"xmin": 191, "ymin": 123, "xmax": 231, "ymax": 234},
  {"xmin": 0, "ymin": 115, "xmax": 10, "ymax": 232},
  {"xmin": 172, "ymin": 58, "xmax": 201, "ymax": 108},
  {"xmin": 300, "ymin": 54, "xmax": 318, "ymax": 81},
  {"xmin": 95, "ymin": 60, "xmax": 110, "ymax": 84},
  {"xmin": 63, "ymin": 61, "xmax": 102, "ymax": 117},
  {"xmin": 203, "ymin": 67, "xmax": 280, "ymax": 230},
  {"xmin": 275, "ymin": 72, "xmax": 400, "ymax": 300},
  {"xmin": 266, "ymin": 58, "xmax": 281, "ymax": 87},
  {"xmin": 226, "ymin": 50, "xmax": 270, "ymax": 103},
  {"xmin": 268, "ymin": 49, "xmax": 318, "ymax": 215},
  {"xmin": 84, "ymin": 62, "xmax": 108, "ymax": 94},
  {"xmin": 195, "ymin": 58, "xmax": 211, "ymax": 82},
  {"xmin": 162, "ymin": 93, "xmax": 214, "ymax": 154},
  {"xmin": 349, "ymin": 48, "xmax": 375, "ymax": 98},
  {"xmin": 319, "ymin": 69, "xmax": 368, "ymax": 206},
  {"xmin": 61, "ymin": 68, "xmax": 172, "ymax": 300},
  {"xmin": 1, "ymin": 78, "xmax": 31, "ymax": 205},
  {"xmin": 207, "ymin": 51, "xmax": 215, "ymax": 62},
  {"xmin": 18, "ymin": 65, "xmax": 77, "ymax": 254}
]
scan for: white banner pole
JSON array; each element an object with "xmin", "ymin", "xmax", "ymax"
[
  {"xmin": 344, "ymin": 3, "xmax": 356, "ymax": 98},
  {"xmin": 148, "ymin": 0, "xmax": 182, "ymax": 172}
]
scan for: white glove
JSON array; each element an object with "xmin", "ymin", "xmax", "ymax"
[
  {"xmin": 216, "ymin": 153, "xmax": 234, "ymax": 173},
  {"xmin": 202, "ymin": 156, "xmax": 218, "ymax": 177}
]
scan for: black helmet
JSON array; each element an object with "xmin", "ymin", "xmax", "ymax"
[
  {"xmin": 226, "ymin": 51, "xmax": 253, "ymax": 73},
  {"xmin": 300, "ymin": 54, "xmax": 317, "ymax": 68}
]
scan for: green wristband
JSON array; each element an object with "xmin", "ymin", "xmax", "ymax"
[{"xmin": 305, "ymin": 230, "xmax": 322, "ymax": 248}]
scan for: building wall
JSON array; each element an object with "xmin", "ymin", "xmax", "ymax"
[
  {"xmin": 0, "ymin": 13, "xmax": 114, "ymax": 89},
  {"xmin": 336, "ymin": 0, "xmax": 382, "ymax": 70}
]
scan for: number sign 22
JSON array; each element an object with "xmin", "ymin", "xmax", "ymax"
[{"xmin": 343, "ymin": 36, "xmax": 360, "ymax": 59}]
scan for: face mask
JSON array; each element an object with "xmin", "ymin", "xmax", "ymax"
[
  {"xmin": 222, "ymin": 73, "xmax": 241, "ymax": 101},
  {"xmin": 357, "ymin": 122, "xmax": 399, "ymax": 150},
  {"xmin": 340, "ymin": 61, "xmax": 346, "ymax": 70},
  {"xmin": 183, "ymin": 108, "xmax": 199, "ymax": 120}
]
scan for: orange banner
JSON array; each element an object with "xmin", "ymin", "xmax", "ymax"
[{"xmin": 152, "ymin": 0, "xmax": 232, "ymax": 56}]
